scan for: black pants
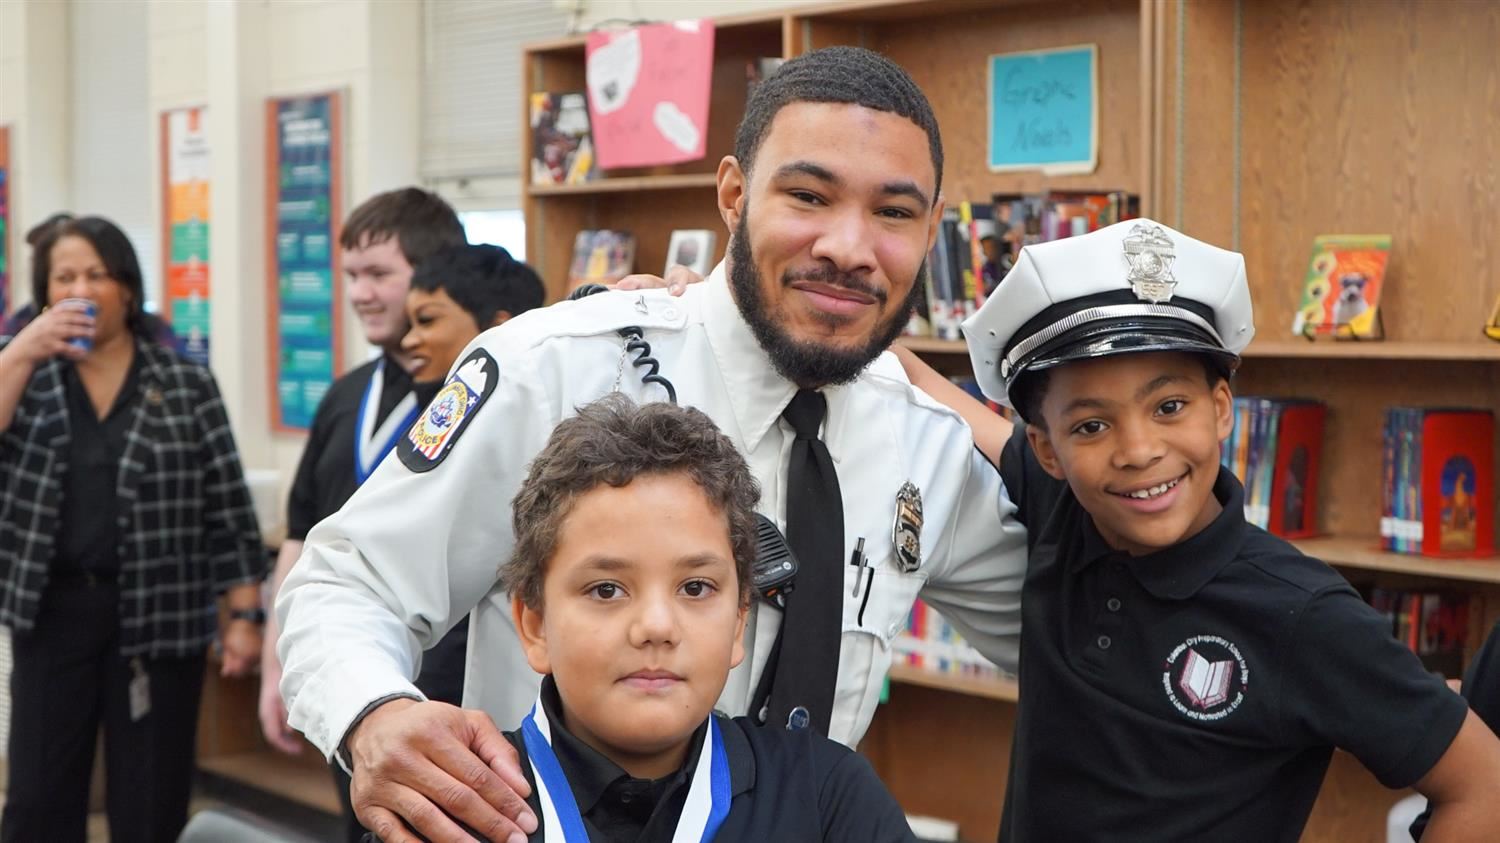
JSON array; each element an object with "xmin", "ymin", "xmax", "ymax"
[{"xmin": 1, "ymin": 579, "xmax": 205, "ymax": 843}]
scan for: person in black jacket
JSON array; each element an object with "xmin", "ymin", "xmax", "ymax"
[
  {"xmin": 366, "ymin": 395, "xmax": 916, "ymax": 842},
  {"xmin": 0, "ymin": 216, "xmax": 264, "ymax": 843}
]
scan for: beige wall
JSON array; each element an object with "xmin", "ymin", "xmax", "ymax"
[
  {"xmin": 6, "ymin": 0, "xmax": 794, "ymax": 532},
  {"xmin": 146, "ymin": 0, "xmax": 412, "ymax": 529}
]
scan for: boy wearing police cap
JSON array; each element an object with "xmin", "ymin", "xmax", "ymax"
[{"xmin": 928, "ymin": 219, "xmax": 1500, "ymax": 839}]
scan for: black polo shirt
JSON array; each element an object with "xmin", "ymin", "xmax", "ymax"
[
  {"xmin": 53, "ymin": 352, "xmax": 143, "ymax": 580},
  {"xmin": 998, "ymin": 424, "xmax": 1467, "ymax": 841},
  {"xmin": 286, "ymin": 355, "xmax": 467, "ymax": 705},
  {"xmin": 286, "ymin": 354, "xmax": 412, "ymax": 541},
  {"xmin": 1411, "ymin": 620, "xmax": 1500, "ymax": 839},
  {"xmin": 498, "ymin": 677, "xmax": 915, "ymax": 842}
]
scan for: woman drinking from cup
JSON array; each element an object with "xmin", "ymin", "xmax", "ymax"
[{"xmin": 0, "ymin": 216, "xmax": 266, "ymax": 843}]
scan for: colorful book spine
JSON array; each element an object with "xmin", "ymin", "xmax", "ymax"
[
  {"xmin": 1224, "ymin": 397, "xmax": 1326, "ymax": 537},
  {"xmin": 892, "ymin": 599, "xmax": 1004, "ymax": 680},
  {"xmin": 1365, "ymin": 587, "xmax": 1472, "ymax": 678},
  {"xmin": 1381, "ymin": 407, "xmax": 1493, "ymax": 557}
]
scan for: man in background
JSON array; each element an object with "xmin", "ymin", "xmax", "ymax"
[{"xmin": 258, "ymin": 186, "xmax": 466, "ymax": 842}]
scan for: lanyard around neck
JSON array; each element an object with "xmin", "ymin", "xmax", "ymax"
[
  {"xmin": 354, "ymin": 358, "xmax": 418, "ymax": 485},
  {"xmin": 520, "ymin": 693, "xmax": 731, "ymax": 843}
]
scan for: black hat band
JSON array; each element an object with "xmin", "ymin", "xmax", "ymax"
[{"xmin": 1000, "ymin": 301, "xmax": 1225, "ymax": 381}]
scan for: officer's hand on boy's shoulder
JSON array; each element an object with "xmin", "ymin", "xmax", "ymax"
[
  {"xmin": 346, "ymin": 698, "xmax": 537, "ymax": 843},
  {"xmin": 611, "ymin": 264, "xmax": 704, "ymax": 296}
]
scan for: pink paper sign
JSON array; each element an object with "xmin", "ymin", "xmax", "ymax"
[{"xmin": 585, "ymin": 20, "xmax": 715, "ymax": 169}]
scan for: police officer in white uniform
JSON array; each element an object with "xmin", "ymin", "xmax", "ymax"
[{"xmin": 277, "ymin": 46, "xmax": 1026, "ymax": 843}]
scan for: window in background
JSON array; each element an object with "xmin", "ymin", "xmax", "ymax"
[{"xmin": 459, "ymin": 209, "xmax": 526, "ymax": 261}]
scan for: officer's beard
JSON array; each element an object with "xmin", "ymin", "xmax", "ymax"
[{"xmin": 728, "ymin": 207, "xmax": 922, "ymax": 388}]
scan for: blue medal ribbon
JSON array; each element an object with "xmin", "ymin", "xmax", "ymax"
[
  {"xmin": 354, "ymin": 358, "xmax": 419, "ymax": 485},
  {"xmin": 521, "ymin": 694, "xmax": 731, "ymax": 843}
]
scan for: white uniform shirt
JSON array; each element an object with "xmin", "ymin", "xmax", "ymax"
[{"xmin": 277, "ymin": 265, "xmax": 1026, "ymax": 758}]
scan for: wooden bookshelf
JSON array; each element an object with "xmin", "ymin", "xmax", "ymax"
[
  {"xmin": 525, "ymin": 172, "xmax": 719, "ymax": 197},
  {"xmin": 522, "ymin": 2, "xmax": 1498, "ymax": 841},
  {"xmin": 1301, "ymin": 536, "xmax": 1500, "ymax": 585},
  {"xmin": 1244, "ymin": 340, "xmax": 1500, "ymax": 362},
  {"xmin": 895, "ymin": 336, "xmax": 968, "ymax": 355},
  {"xmin": 888, "ymin": 663, "xmax": 1018, "ymax": 703},
  {"xmin": 898, "ymin": 336, "xmax": 1500, "ymax": 362}
]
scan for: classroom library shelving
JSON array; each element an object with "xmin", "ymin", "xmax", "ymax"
[{"xmin": 521, "ymin": 3, "xmax": 1500, "ymax": 841}]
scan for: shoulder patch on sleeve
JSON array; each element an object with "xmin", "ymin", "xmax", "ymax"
[{"xmin": 398, "ymin": 349, "xmax": 498, "ymax": 473}]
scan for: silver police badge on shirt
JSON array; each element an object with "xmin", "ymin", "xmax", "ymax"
[
  {"xmin": 892, "ymin": 481, "xmax": 923, "ymax": 573},
  {"xmin": 1122, "ymin": 222, "xmax": 1177, "ymax": 303}
]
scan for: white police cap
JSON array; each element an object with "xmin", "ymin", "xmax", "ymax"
[{"xmin": 961, "ymin": 218, "xmax": 1255, "ymax": 410}]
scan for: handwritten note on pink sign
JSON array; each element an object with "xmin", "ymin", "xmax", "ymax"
[{"xmin": 585, "ymin": 20, "xmax": 715, "ymax": 169}]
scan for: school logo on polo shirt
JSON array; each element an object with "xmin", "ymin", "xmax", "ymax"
[
  {"xmin": 398, "ymin": 349, "xmax": 497, "ymax": 473},
  {"xmin": 1162, "ymin": 634, "xmax": 1249, "ymax": 721}
]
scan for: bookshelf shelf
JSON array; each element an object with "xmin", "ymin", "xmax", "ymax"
[
  {"xmin": 1296, "ymin": 536, "xmax": 1500, "ymax": 585},
  {"xmin": 896, "ymin": 336, "xmax": 969, "ymax": 355},
  {"xmin": 526, "ymin": 173, "xmax": 720, "ymax": 197},
  {"xmin": 1241, "ymin": 340, "xmax": 1500, "ymax": 362},
  {"xmin": 898, "ymin": 336, "xmax": 1500, "ymax": 363},
  {"xmin": 887, "ymin": 663, "xmax": 1019, "ymax": 703}
]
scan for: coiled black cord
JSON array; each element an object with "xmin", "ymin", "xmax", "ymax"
[
  {"xmin": 567, "ymin": 283, "xmax": 677, "ymax": 403},
  {"xmin": 619, "ymin": 326, "xmax": 677, "ymax": 403}
]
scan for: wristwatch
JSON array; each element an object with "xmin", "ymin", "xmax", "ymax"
[{"xmin": 229, "ymin": 607, "xmax": 267, "ymax": 625}]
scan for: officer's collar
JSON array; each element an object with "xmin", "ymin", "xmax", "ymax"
[
  {"xmin": 1079, "ymin": 467, "xmax": 1247, "ymax": 599},
  {"xmin": 701, "ymin": 263, "xmax": 852, "ymax": 460}
]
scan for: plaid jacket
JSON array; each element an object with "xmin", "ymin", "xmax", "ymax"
[{"xmin": 0, "ymin": 336, "xmax": 266, "ymax": 657}]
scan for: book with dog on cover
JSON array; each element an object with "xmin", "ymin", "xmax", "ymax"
[{"xmin": 1291, "ymin": 234, "xmax": 1391, "ymax": 339}]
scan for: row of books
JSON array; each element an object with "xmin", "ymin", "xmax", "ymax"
[
  {"xmin": 892, "ymin": 599, "xmax": 1005, "ymax": 680},
  {"xmin": 565, "ymin": 228, "xmax": 721, "ymax": 291},
  {"xmin": 1382, "ymin": 408, "xmax": 1494, "ymax": 557},
  {"xmin": 1220, "ymin": 398, "xmax": 1326, "ymax": 538},
  {"xmin": 913, "ymin": 191, "xmax": 1140, "ymax": 341},
  {"xmin": 1365, "ymin": 587, "xmax": 1472, "ymax": 677}
]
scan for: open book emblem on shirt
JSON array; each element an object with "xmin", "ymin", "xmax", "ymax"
[
  {"xmin": 1178, "ymin": 648, "xmax": 1233, "ymax": 709},
  {"xmin": 1162, "ymin": 634, "xmax": 1248, "ymax": 721}
]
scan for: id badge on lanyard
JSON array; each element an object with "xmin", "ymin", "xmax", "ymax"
[{"xmin": 355, "ymin": 359, "xmax": 419, "ymax": 485}]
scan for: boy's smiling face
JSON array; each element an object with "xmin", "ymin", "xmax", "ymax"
[
  {"xmin": 514, "ymin": 472, "xmax": 748, "ymax": 778},
  {"xmin": 1028, "ymin": 352, "xmax": 1234, "ymax": 556}
]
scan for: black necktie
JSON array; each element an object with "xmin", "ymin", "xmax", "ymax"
[{"xmin": 767, "ymin": 388, "xmax": 844, "ymax": 735}]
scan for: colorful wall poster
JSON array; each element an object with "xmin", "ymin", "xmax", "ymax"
[
  {"xmin": 160, "ymin": 107, "xmax": 211, "ymax": 365},
  {"xmin": 584, "ymin": 19, "xmax": 715, "ymax": 169},
  {"xmin": 266, "ymin": 91, "xmax": 343, "ymax": 432},
  {"xmin": 987, "ymin": 44, "xmax": 1099, "ymax": 175},
  {"xmin": 0, "ymin": 125, "xmax": 10, "ymax": 318}
]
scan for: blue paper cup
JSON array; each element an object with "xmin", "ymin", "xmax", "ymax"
[{"xmin": 58, "ymin": 298, "xmax": 97, "ymax": 352}]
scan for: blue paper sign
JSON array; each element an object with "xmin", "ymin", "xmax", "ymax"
[
  {"xmin": 270, "ymin": 92, "xmax": 341, "ymax": 430},
  {"xmin": 987, "ymin": 45, "xmax": 1098, "ymax": 174}
]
